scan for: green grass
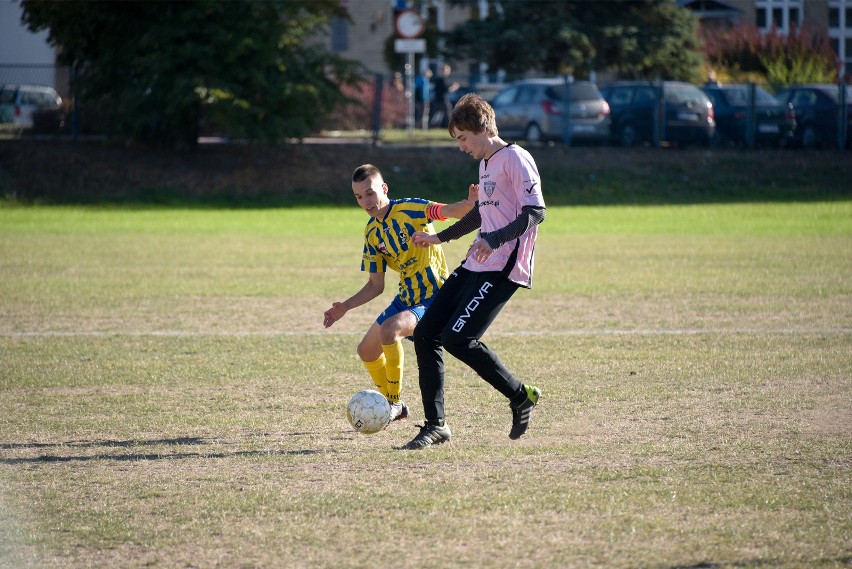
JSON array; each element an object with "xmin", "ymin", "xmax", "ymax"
[{"xmin": 1, "ymin": 203, "xmax": 850, "ymax": 568}]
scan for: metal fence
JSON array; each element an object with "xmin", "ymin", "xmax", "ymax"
[
  {"xmin": 0, "ymin": 64, "xmax": 68, "ymax": 95},
  {"xmin": 1, "ymin": 64, "xmax": 848, "ymax": 149}
]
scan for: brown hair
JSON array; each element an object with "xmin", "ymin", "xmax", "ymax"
[
  {"xmin": 352, "ymin": 163, "xmax": 382, "ymax": 183},
  {"xmin": 448, "ymin": 93, "xmax": 498, "ymax": 138}
]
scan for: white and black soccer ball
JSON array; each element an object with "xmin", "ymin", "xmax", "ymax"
[{"xmin": 347, "ymin": 389, "xmax": 391, "ymax": 434}]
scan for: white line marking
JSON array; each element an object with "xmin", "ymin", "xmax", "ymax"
[{"xmin": 1, "ymin": 328, "xmax": 849, "ymax": 338}]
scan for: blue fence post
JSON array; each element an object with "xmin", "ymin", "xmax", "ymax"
[
  {"xmin": 71, "ymin": 63, "xmax": 79, "ymax": 141},
  {"xmin": 747, "ymin": 82, "xmax": 756, "ymax": 149},
  {"xmin": 562, "ymin": 75, "xmax": 572, "ymax": 146},
  {"xmin": 371, "ymin": 73, "xmax": 383, "ymax": 147},
  {"xmin": 654, "ymin": 81, "xmax": 665, "ymax": 148},
  {"xmin": 838, "ymin": 82, "xmax": 848, "ymax": 150}
]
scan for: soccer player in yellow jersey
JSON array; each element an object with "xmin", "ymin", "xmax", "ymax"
[{"xmin": 323, "ymin": 164, "xmax": 476, "ymax": 423}]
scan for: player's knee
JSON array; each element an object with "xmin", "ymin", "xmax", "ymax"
[
  {"xmin": 379, "ymin": 321, "xmax": 405, "ymax": 345},
  {"xmin": 356, "ymin": 341, "xmax": 373, "ymax": 361},
  {"xmin": 412, "ymin": 322, "xmax": 436, "ymax": 346},
  {"xmin": 441, "ymin": 332, "xmax": 471, "ymax": 357}
]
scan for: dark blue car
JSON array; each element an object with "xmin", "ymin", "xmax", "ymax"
[
  {"xmin": 774, "ymin": 84, "xmax": 852, "ymax": 149},
  {"xmin": 600, "ymin": 81, "xmax": 715, "ymax": 147},
  {"xmin": 701, "ymin": 84, "xmax": 796, "ymax": 148}
]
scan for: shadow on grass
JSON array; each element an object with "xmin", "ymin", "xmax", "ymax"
[
  {"xmin": 2, "ymin": 141, "xmax": 850, "ymax": 207},
  {"xmin": 0, "ymin": 435, "xmax": 322, "ymax": 464},
  {"xmin": 665, "ymin": 557, "xmax": 852, "ymax": 568}
]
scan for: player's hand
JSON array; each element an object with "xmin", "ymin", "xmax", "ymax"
[
  {"xmin": 467, "ymin": 183, "xmax": 479, "ymax": 204},
  {"xmin": 323, "ymin": 302, "xmax": 346, "ymax": 328},
  {"xmin": 412, "ymin": 231, "xmax": 440, "ymax": 248},
  {"xmin": 467, "ymin": 237, "xmax": 494, "ymax": 263}
]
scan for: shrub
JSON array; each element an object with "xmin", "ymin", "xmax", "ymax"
[
  {"xmin": 702, "ymin": 23, "xmax": 839, "ymax": 88},
  {"xmin": 321, "ymin": 75, "xmax": 408, "ymax": 132}
]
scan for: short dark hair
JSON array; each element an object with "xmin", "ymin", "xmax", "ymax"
[{"xmin": 352, "ymin": 163, "xmax": 382, "ymax": 183}]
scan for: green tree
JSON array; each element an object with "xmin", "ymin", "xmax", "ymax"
[
  {"xmin": 21, "ymin": 0, "xmax": 364, "ymax": 148},
  {"xmin": 445, "ymin": 0, "xmax": 704, "ymax": 82}
]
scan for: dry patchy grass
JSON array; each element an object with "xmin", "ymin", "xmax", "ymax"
[{"xmin": 0, "ymin": 204, "xmax": 850, "ymax": 568}]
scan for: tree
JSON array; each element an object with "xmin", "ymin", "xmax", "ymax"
[
  {"xmin": 444, "ymin": 0, "xmax": 704, "ymax": 82},
  {"xmin": 20, "ymin": 0, "xmax": 364, "ymax": 149}
]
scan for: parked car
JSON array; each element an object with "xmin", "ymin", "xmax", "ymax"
[
  {"xmin": 773, "ymin": 84, "xmax": 852, "ymax": 149},
  {"xmin": 600, "ymin": 81, "xmax": 715, "ymax": 147},
  {"xmin": 489, "ymin": 78, "xmax": 611, "ymax": 144},
  {"xmin": 0, "ymin": 84, "xmax": 64, "ymax": 131},
  {"xmin": 701, "ymin": 83, "xmax": 796, "ymax": 147}
]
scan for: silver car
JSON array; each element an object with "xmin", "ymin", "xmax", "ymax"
[{"xmin": 490, "ymin": 78, "xmax": 611, "ymax": 144}]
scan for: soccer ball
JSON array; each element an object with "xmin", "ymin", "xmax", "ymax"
[{"xmin": 347, "ymin": 389, "xmax": 391, "ymax": 434}]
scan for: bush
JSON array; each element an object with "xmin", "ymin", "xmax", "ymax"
[
  {"xmin": 321, "ymin": 75, "xmax": 408, "ymax": 132},
  {"xmin": 702, "ymin": 23, "xmax": 839, "ymax": 88}
]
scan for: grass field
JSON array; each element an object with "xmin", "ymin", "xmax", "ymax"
[{"xmin": 0, "ymin": 201, "xmax": 850, "ymax": 568}]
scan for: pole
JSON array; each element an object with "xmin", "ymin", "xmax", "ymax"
[
  {"xmin": 562, "ymin": 75, "xmax": 572, "ymax": 145},
  {"xmin": 405, "ymin": 52, "xmax": 415, "ymax": 134},
  {"xmin": 747, "ymin": 82, "xmax": 756, "ymax": 149},
  {"xmin": 371, "ymin": 73, "xmax": 383, "ymax": 147},
  {"xmin": 838, "ymin": 82, "xmax": 848, "ymax": 150}
]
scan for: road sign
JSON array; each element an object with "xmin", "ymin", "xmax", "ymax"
[
  {"xmin": 395, "ymin": 9, "xmax": 425, "ymax": 39},
  {"xmin": 394, "ymin": 39, "xmax": 426, "ymax": 53}
]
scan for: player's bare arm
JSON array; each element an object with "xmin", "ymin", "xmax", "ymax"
[
  {"xmin": 323, "ymin": 272, "xmax": 385, "ymax": 328},
  {"xmin": 412, "ymin": 183, "xmax": 479, "ymax": 247},
  {"xmin": 439, "ymin": 183, "xmax": 478, "ymax": 218}
]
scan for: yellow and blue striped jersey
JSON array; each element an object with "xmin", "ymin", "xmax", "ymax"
[{"xmin": 361, "ymin": 198, "xmax": 449, "ymax": 306}]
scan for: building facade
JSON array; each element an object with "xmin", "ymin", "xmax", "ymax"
[{"xmin": 325, "ymin": 0, "xmax": 472, "ymax": 74}]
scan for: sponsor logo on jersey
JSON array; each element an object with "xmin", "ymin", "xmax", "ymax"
[{"xmin": 399, "ymin": 257, "xmax": 418, "ymax": 271}]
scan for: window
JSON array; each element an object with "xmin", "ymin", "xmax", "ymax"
[
  {"xmin": 516, "ymin": 86, "xmax": 536, "ymax": 105},
  {"xmin": 829, "ymin": 7, "xmax": 839, "ymax": 28},
  {"xmin": 492, "ymin": 88, "xmax": 518, "ymax": 107},
  {"xmin": 331, "ymin": 16, "xmax": 348, "ymax": 52},
  {"xmin": 609, "ymin": 88, "xmax": 633, "ymax": 106},
  {"xmin": 634, "ymin": 87, "xmax": 656, "ymax": 104},
  {"xmin": 755, "ymin": 0, "xmax": 803, "ymax": 33},
  {"xmin": 756, "ymin": 7, "xmax": 767, "ymax": 27},
  {"xmin": 570, "ymin": 83, "xmax": 600, "ymax": 101},
  {"xmin": 791, "ymin": 90, "xmax": 816, "ymax": 106}
]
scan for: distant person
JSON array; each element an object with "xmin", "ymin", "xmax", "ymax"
[
  {"xmin": 392, "ymin": 72, "xmax": 405, "ymax": 94},
  {"xmin": 430, "ymin": 63, "xmax": 460, "ymax": 128},
  {"xmin": 403, "ymin": 93, "xmax": 546, "ymax": 449},
  {"xmin": 323, "ymin": 164, "xmax": 476, "ymax": 424},
  {"xmin": 704, "ymin": 70, "xmax": 721, "ymax": 87},
  {"xmin": 415, "ymin": 67, "xmax": 432, "ymax": 129}
]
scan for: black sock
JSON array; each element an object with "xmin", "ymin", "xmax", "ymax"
[{"xmin": 510, "ymin": 385, "xmax": 528, "ymax": 407}]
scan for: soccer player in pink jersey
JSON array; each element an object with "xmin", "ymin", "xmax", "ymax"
[{"xmin": 404, "ymin": 94, "xmax": 546, "ymax": 449}]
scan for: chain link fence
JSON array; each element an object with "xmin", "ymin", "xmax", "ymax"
[
  {"xmin": 0, "ymin": 64, "xmax": 484, "ymax": 143},
  {"xmin": 3, "ymin": 64, "xmax": 846, "ymax": 148}
]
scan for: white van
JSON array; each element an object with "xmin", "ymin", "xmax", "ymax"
[{"xmin": 0, "ymin": 84, "xmax": 63, "ymax": 129}]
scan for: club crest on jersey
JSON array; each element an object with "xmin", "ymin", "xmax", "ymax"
[
  {"xmin": 377, "ymin": 241, "xmax": 389, "ymax": 255},
  {"xmin": 483, "ymin": 180, "xmax": 496, "ymax": 197}
]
